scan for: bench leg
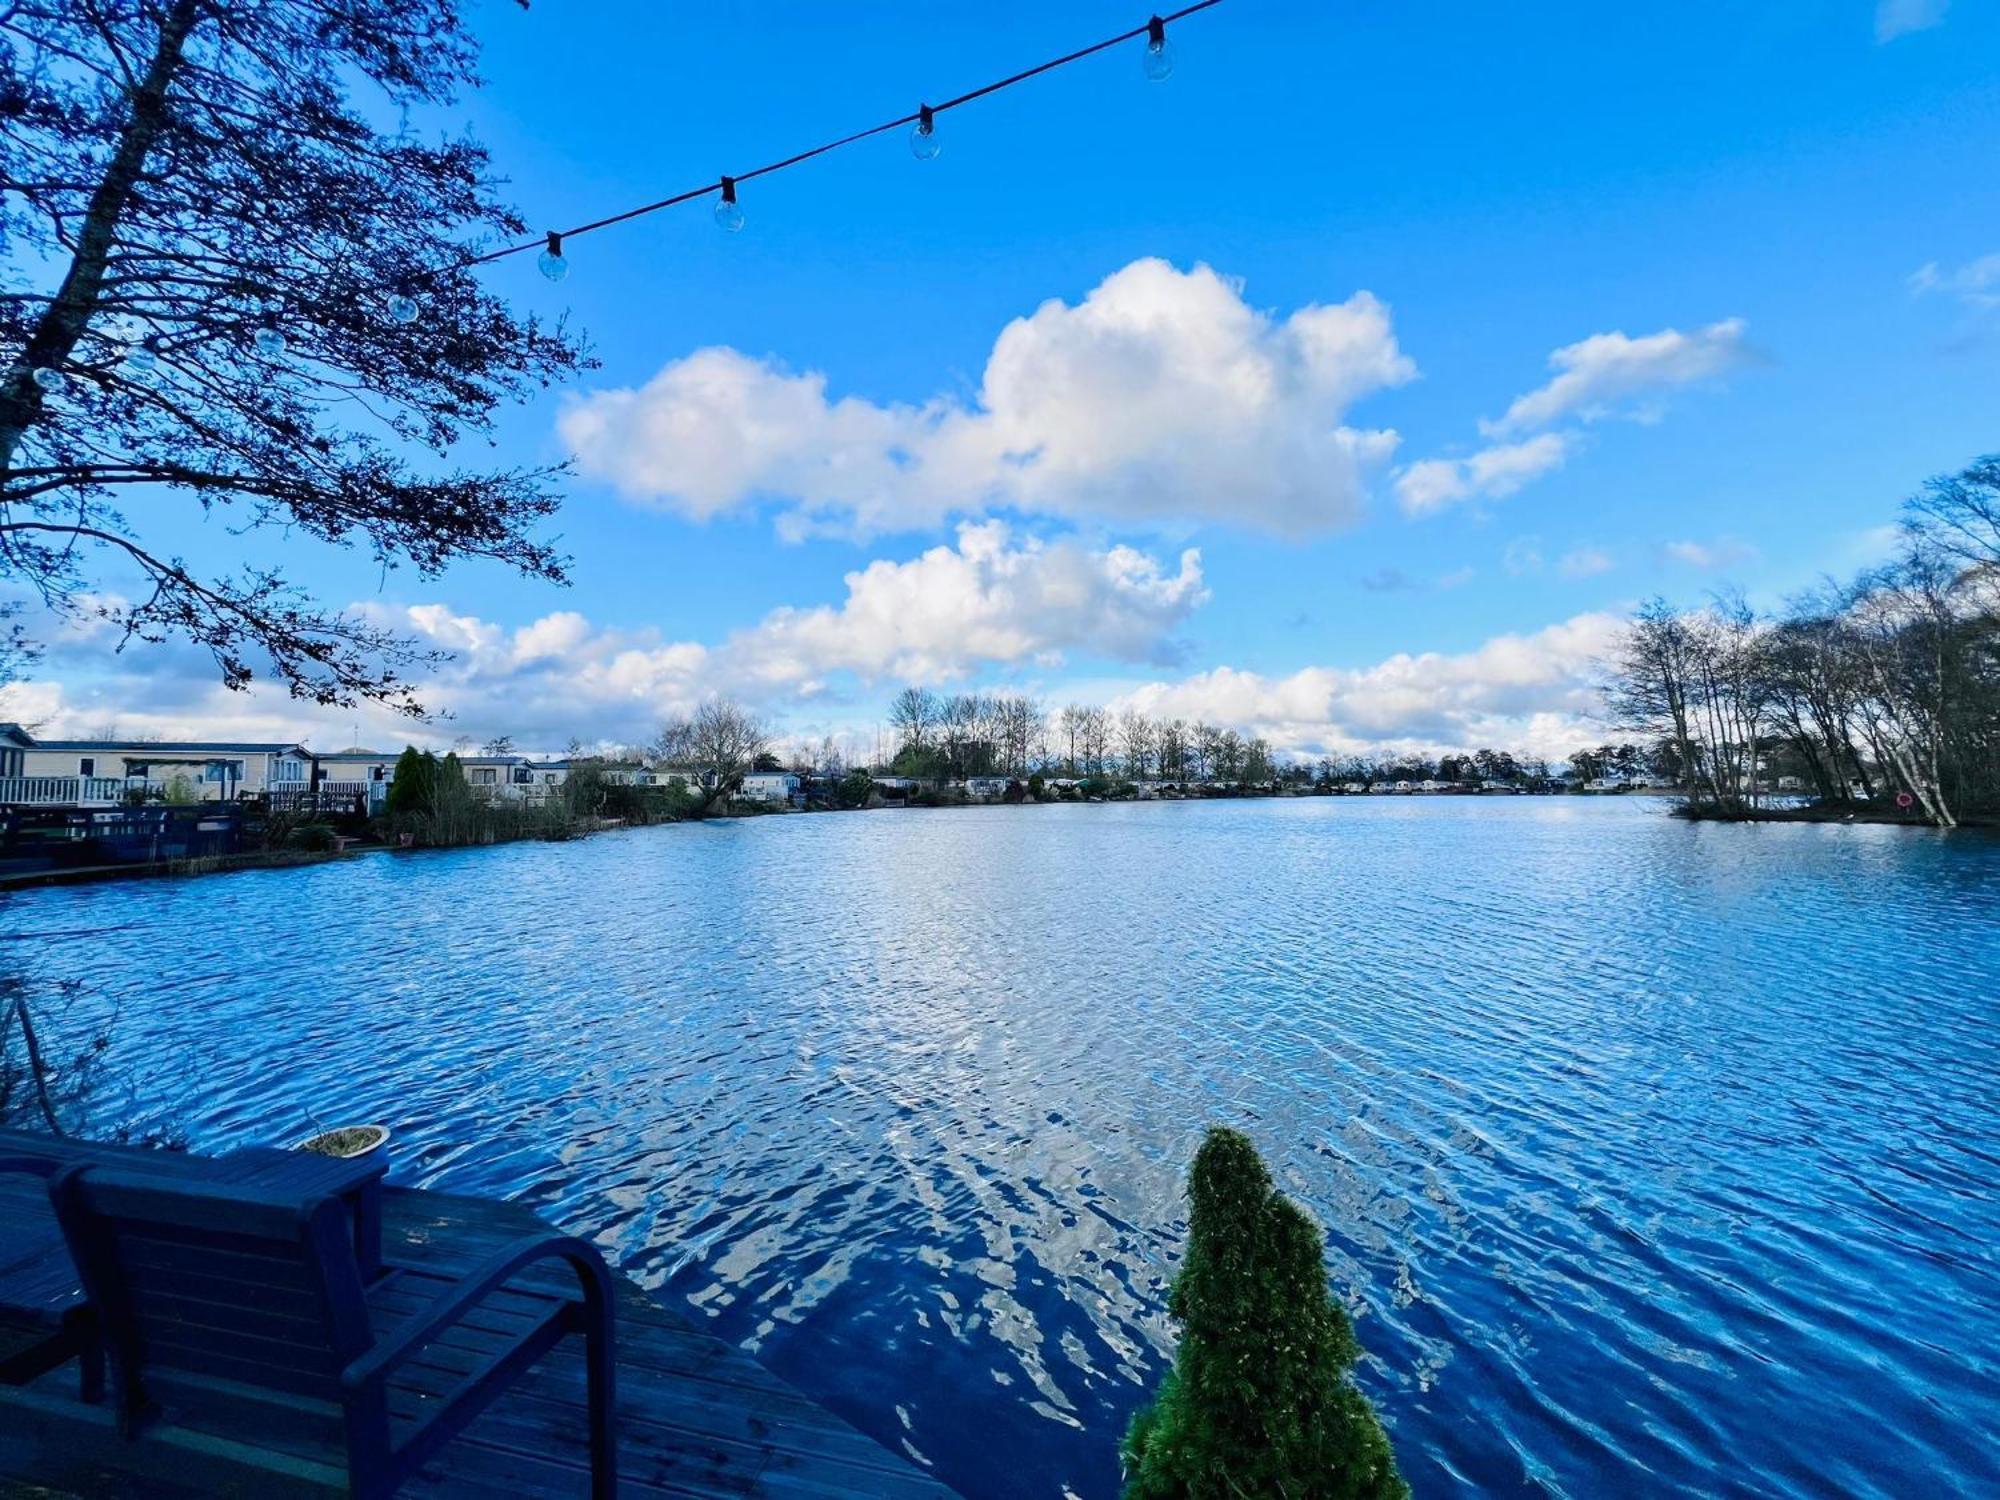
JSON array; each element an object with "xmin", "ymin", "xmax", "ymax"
[
  {"xmin": 585, "ymin": 1313, "xmax": 616, "ymax": 1499},
  {"xmin": 78, "ymin": 1324, "xmax": 103, "ymax": 1404}
]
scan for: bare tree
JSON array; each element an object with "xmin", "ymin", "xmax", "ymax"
[
  {"xmin": 889, "ymin": 686, "xmax": 938, "ymax": 757},
  {"xmin": 1158, "ymin": 718, "xmax": 1188, "ymax": 781},
  {"xmin": 1608, "ymin": 598, "xmax": 1702, "ymax": 799},
  {"xmin": 1080, "ymin": 706, "xmax": 1111, "ymax": 775},
  {"xmin": 0, "ymin": 1, "xmax": 587, "ymax": 713},
  {"xmin": 1905, "ymin": 453, "xmax": 2000, "ymax": 576},
  {"xmin": 686, "ymin": 697, "xmax": 768, "ymax": 811},
  {"xmin": 1119, "ymin": 709, "xmax": 1155, "ymax": 779},
  {"xmin": 649, "ymin": 717, "xmax": 696, "ymax": 768}
]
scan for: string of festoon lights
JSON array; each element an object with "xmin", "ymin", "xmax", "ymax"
[
  {"xmin": 24, "ymin": 2, "xmax": 1223, "ymax": 391},
  {"xmin": 504, "ymin": 1, "xmax": 1225, "ymax": 296}
]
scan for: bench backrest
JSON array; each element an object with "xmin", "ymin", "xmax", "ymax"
[{"xmin": 49, "ymin": 1166, "xmax": 372, "ymax": 1407}]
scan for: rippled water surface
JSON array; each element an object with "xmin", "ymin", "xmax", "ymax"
[{"xmin": 12, "ymin": 798, "xmax": 2000, "ymax": 1497}]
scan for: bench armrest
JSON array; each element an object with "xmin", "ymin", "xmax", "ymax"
[{"xmin": 341, "ymin": 1232, "xmax": 613, "ymax": 1394}]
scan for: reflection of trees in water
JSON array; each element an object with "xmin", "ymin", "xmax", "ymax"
[{"xmin": 0, "ymin": 963, "xmax": 171, "ymax": 1145}]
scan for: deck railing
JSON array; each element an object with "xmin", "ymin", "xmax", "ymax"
[{"xmin": 0, "ymin": 775, "xmax": 130, "ymax": 806}]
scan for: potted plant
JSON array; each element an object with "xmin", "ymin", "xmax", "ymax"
[{"xmin": 296, "ymin": 1123, "xmax": 391, "ymax": 1158}]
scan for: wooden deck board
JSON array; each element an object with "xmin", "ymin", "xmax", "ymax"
[{"xmin": 0, "ymin": 1136, "xmax": 961, "ymax": 1499}]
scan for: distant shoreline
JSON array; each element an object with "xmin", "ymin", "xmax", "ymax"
[
  {"xmin": 7, "ymin": 788, "xmax": 1984, "ymax": 892},
  {"xmin": 1672, "ymin": 802, "xmax": 1996, "ymax": 830}
]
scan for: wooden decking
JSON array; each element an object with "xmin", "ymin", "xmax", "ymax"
[{"xmin": 0, "ymin": 1139, "xmax": 959, "ymax": 1499}]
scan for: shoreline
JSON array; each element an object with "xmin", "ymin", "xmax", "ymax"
[
  {"xmin": 1672, "ymin": 802, "xmax": 1994, "ymax": 829},
  {"xmin": 9, "ymin": 788, "xmax": 1984, "ymax": 891}
]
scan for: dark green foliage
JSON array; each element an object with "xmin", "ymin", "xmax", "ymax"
[
  {"xmin": 564, "ymin": 765, "xmax": 696, "ymax": 822},
  {"xmin": 890, "ymin": 743, "xmax": 947, "ymax": 782},
  {"xmin": 383, "ymin": 746, "xmax": 436, "ymax": 818},
  {"xmin": 1124, "ymin": 1127, "xmax": 1407, "ymax": 1500},
  {"xmin": 836, "ymin": 769, "xmax": 877, "ymax": 809},
  {"xmin": 427, "ymin": 752, "xmax": 476, "ymax": 824},
  {"xmin": 1027, "ymin": 772, "xmax": 1046, "ymax": 800}
]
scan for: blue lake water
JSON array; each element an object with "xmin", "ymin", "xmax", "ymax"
[{"xmin": 10, "ymin": 797, "xmax": 2000, "ymax": 1498}]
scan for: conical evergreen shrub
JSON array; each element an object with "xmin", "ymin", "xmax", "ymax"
[
  {"xmin": 383, "ymin": 746, "xmax": 436, "ymax": 818},
  {"xmin": 1123, "ymin": 1127, "xmax": 1407, "ymax": 1500}
]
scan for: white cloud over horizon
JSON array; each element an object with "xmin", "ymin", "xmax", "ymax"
[
  {"xmin": 1105, "ymin": 612, "xmax": 1623, "ymax": 763},
  {"xmin": 8, "ymin": 598, "xmax": 1622, "ymax": 766},
  {"xmin": 7, "ymin": 525, "xmax": 1208, "ymax": 749},
  {"xmin": 559, "ymin": 258, "xmax": 1416, "ymax": 539}
]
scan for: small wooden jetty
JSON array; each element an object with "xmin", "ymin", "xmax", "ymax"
[{"xmin": 0, "ymin": 1131, "xmax": 959, "ymax": 1498}]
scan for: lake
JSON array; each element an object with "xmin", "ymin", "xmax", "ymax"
[{"xmin": 10, "ymin": 797, "xmax": 1999, "ymax": 1498}]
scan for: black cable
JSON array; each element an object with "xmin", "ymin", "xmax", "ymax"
[{"xmin": 454, "ymin": 0, "xmax": 1227, "ymax": 276}]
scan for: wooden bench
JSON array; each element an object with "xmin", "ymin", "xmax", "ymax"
[
  {"xmin": 0, "ymin": 1154, "xmax": 98, "ymax": 1401},
  {"xmin": 44, "ymin": 1164, "xmax": 617, "ymax": 1499}
]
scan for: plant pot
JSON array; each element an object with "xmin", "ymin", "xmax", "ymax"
[{"xmin": 296, "ymin": 1123, "xmax": 390, "ymax": 1159}]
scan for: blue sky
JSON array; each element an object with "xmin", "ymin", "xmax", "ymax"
[{"xmin": 16, "ymin": 0, "xmax": 2000, "ymax": 759}]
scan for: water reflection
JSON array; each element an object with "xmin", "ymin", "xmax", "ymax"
[{"xmin": 19, "ymin": 798, "xmax": 2000, "ymax": 1498}]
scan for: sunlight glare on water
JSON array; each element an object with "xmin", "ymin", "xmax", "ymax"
[{"xmin": 17, "ymin": 797, "xmax": 2000, "ymax": 1498}]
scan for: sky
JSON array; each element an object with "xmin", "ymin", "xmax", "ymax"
[{"xmin": 10, "ymin": 0, "xmax": 2000, "ymax": 763}]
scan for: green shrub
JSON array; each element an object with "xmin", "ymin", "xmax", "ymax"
[
  {"xmin": 285, "ymin": 822, "xmax": 340, "ymax": 852},
  {"xmin": 383, "ymin": 746, "xmax": 435, "ymax": 818},
  {"xmin": 837, "ymin": 768, "xmax": 877, "ymax": 809},
  {"xmin": 1124, "ymin": 1127, "xmax": 1406, "ymax": 1500}
]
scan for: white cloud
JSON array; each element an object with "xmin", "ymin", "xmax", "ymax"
[
  {"xmin": 1394, "ymin": 433, "xmax": 1571, "ymax": 516},
  {"xmin": 1909, "ymin": 253, "xmax": 2000, "ymax": 311},
  {"xmin": 1398, "ymin": 318, "xmax": 1748, "ymax": 519},
  {"xmin": 713, "ymin": 522, "xmax": 1207, "ymax": 691},
  {"xmin": 1484, "ymin": 319, "xmax": 1753, "ymax": 437},
  {"xmin": 1503, "ymin": 537, "xmax": 1546, "ymax": 576},
  {"xmin": 560, "ymin": 259, "xmax": 1415, "ymax": 538},
  {"xmin": 1558, "ymin": 545, "xmax": 1616, "ymax": 578},
  {"xmin": 17, "ymin": 526, "xmax": 1207, "ymax": 748},
  {"xmin": 1661, "ymin": 537, "xmax": 1757, "ymax": 570},
  {"xmin": 1876, "ymin": 0, "xmax": 1948, "ymax": 42},
  {"xmin": 1107, "ymin": 612, "xmax": 1623, "ymax": 761}
]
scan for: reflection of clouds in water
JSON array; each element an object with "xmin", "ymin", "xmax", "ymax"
[{"xmin": 17, "ymin": 799, "xmax": 2000, "ymax": 1500}]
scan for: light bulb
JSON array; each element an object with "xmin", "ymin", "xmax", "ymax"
[
  {"xmin": 254, "ymin": 326, "xmax": 287, "ymax": 357},
  {"xmin": 538, "ymin": 230, "xmax": 568, "ymax": 282},
  {"xmin": 1142, "ymin": 17, "xmax": 1175, "ymax": 82},
  {"xmin": 388, "ymin": 293, "xmax": 420, "ymax": 323},
  {"xmin": 31, "ymin": 365, "xmax": 66, "ymax": 394},
  {"xmin": 910, "ymin": 106, "xmax": 941, "ymax": 161},
  {"xmin": 124, "ymin": 338, "xmax": 160, "ymax": 373},
  {"xmin": 714, "ymin": 177, "xmax": 744, "ymax": 233}
]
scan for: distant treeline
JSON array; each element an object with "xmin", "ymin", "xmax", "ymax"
[
  {"xmin": 864, "ymin": 687, "xmax": 1595, "ymax": 790},
  {"xmin": 1608, "ymin": 455, "xmax": 1999, "ymax": 828}
]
